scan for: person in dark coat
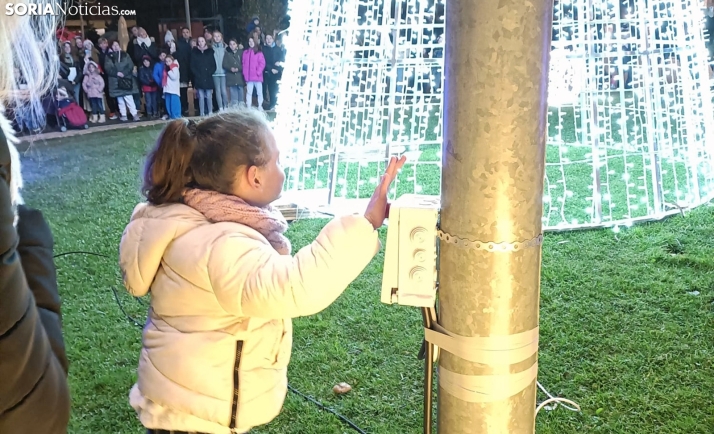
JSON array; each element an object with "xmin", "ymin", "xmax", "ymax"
[
  {"xmin": 175, "ymin": 27, "xmax": 193, "ymax": 115},
  {"xmin": 97, "ymin": 37, "xmax": 119, "ymax": 119},
  {"xmin": 132, "ymin": 27, "xmax": 159, "ymax": 65},
  {"xmin": 262, "ymin": 34, "xmax": 285, "ymax": 111},
  {"xmin": 0, "ymin": 126, "xmax": 70, "ymax": 434},
  {"xmin": 246, "ymin": 15, "xmax": 260, "ymax": 34},
  {"xmin": 104, "ymin": 40, "xmax": 140, "ymax": 121},
  {"xmin": 138, "ymin": 55, "xmax": 159, "ymax": 118},
  {"xmin": 190, "ymin": 36, "xmax": 216, "ymax": 116},
  {"xmin": 223, "ymin": 38, "xmax": 245, "ymax": 107},
  {"xmin": 58, "ymin": 41, "xmax": 84, "ymax": 103}
]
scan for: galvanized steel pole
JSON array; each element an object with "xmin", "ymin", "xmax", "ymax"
[{"xmin": 437, "ymin": 0, "xmax": 553, "ymax": 432}]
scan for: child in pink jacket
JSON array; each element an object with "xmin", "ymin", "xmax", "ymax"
[
  {"xmin": 242, "ymin": 36, "xmax": 265, "ymax": 109},
  {"xmin": 82, "ymin": 60, "xmax": 106, "ymax": 123},
  {"xmin": 119, "ymin": 109, "xmax": 405, "ymax": 434}
]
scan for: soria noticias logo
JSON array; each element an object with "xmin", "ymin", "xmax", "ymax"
[{"xmin": 5, "ymin": 2, "xmax": 136, "ymax": 16}]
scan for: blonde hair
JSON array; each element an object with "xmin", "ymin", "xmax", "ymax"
[{"xmin": 0, "ymin": 1, "xmax": 60, "ymax": 123}]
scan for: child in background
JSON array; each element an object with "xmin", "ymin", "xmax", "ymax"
[
  {"xmin": 242, "ymin": 36, "xmax": 265, "ymax": 109},
  {"xmin": 119, "ymin": 109, "xmax": 405, "ymax": 434},
  {"xmin": 138, "ymin": 55, "xmax": 159, "ymax": 119},
  {"xmin": 82, "ymin": 60, "xmax": 106, "ymax": 123},
  {"xmin": 152, "ymin": 51, "xmax": 167, "ymax": 120},
  {"xmin": 223, "ymin": 38, "xmax": 245, "ymax": 107},
  {"xmin": 162, "ymin": 55, "xmax": 181, "ymax": 119}
]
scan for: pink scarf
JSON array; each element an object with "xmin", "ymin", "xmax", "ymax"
[{"xmin": 182, "ymin": 188, "xmax": 291, "ymax": 255}]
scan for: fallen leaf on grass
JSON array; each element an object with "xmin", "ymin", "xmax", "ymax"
[{"xmin": 333, "ymin": 382, "xmax": 352, "ymax": 395}]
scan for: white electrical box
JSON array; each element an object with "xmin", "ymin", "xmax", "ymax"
[{"xmin": 381, "ymin": 194, "xmax": 440, "ymax": 307}]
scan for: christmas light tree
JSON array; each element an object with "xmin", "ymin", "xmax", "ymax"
[{"xmin": 274, "ymin": 0, "xmax": 714, "ymax": 230}]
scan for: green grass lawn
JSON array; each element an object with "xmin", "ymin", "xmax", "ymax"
[{"xmin": 17, "ymin": 126, "xmax": 714, "ymax": 433}]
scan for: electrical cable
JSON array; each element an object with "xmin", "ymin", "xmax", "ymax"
[
  {"xmin": 53, "ymin": 251, "xmax": 370, "ymax": 433},
  {"xmin": 535, "ymin": 381, "xmax": 581, "ymax": 416},
  {"xmin": 286, "ymin": 385, "xmax": 368, "ymax": 434},
  {"xmin": 419, "ymin": 306, "xmax": 436, "ymax": 434}
]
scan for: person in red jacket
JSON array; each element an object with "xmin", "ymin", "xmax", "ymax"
[{"xmin": 242, "ymin": 36, "xmax": 266, "ymax": 109}]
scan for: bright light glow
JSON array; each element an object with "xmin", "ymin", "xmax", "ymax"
[{"xmin": 275, "ymin": 0, "xmax": 714, "ymax": 230}]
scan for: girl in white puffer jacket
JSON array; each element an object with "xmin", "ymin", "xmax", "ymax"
[{"xmin": 119, "ymin": 108, "xmax": 405, "ymax": 434}]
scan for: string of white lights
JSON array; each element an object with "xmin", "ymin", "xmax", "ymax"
[{"xmin": 275, "ymin": 0, "xmax": 714, "ymax": 230}]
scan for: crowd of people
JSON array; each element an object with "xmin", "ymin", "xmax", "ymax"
[{"xmin": 12, "ymin": 16, "xmax": 287, "ymax": 134}]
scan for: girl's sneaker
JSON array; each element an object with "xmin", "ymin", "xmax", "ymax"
[
  {"xmin": 109, "ymin": 113, "xmax": 119, "ymax": 120},
  {"xmin": 120, "ymin": 116, "xmax": 128, "ymax": 121}
]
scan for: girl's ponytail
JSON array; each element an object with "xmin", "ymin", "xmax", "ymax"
[{"xmin": 142, "ymin": 119, "xmax": 197, "ymax": 205}]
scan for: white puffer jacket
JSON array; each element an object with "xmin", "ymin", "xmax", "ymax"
[{"xmin": 119, "ymin": 202, "xmax": 381, "ymax": 433}]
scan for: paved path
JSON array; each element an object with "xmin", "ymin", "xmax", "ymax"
[{"xmin": 16, "ymin": 118, "xmax": 174, "ymax": 143}]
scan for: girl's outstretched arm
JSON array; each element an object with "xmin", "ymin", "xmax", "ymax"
[{"xmin": 209, "ymin": 214, "xmax": 380, "ymax": 319}]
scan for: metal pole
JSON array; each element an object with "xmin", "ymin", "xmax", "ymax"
[
  {"xmin": 437, "ymin": 0, "xmax": 553, "ymax": 432},
  {"xmin": 184, "ymin": 0, "xmax": 191, "ymax": 32}
]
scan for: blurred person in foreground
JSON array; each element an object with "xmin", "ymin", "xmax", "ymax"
[{"xmin": 0, "ymin": 2, "xmax": 71, "ymax": 433}]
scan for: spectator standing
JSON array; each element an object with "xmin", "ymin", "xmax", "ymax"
[
  {"xmin": 153, "ymin": 51, "xmax": 168, "ymax": 119},
  {"xmin": 82, "ymin": 39, "xmax": 100, "ymax": 67},
  {"xmin": 139, "ymin": 55, "xmax": 159, "ymax": 119},
  {"xmin": 164, "ymin": 30, "xmax": 175, "ymax": 52},
  {"xmin": 190, "ymin": 38, "xmax": 199, "ymax": 112},
  {"xmin": 190, "ymin": 37, "xmax": 216, "ymax": 116},
  {"xmin": 72, "ymin": 35, "xmax": 83, "ymax": 59},
  {"xmin": 211, "ymin": 31, "xmax": 228, "ymax": 111},
  {"xmin": 80, "ymin": 39, "xmax": 101, "ymax": 112},
  {"xmin": 262, "ymin": 34, "xmax": 284, "ymax": 111},
  {"xmin": 59, "ymin": 41, "xmax": 83, "ymax": 104},
  {"xmin": 176, "ymin": 27, "xmax": 193, "ymax": 115},
  {"xmin": 133, "ymin": 27, "xmax": 158, "ymax": 115},
  {"xmin": 105, "ymin": 40, "xmax": 140, "ymax": 121},
  {"xmin": 127, "ymin": 26, "xmax": 140, "ymax": 60},
  {"xmin": 223, "ymin": 38, "xmax": 245, "ymax": 107},
  {"xmin": 82, "ymin": 60, "xmax": 106, "ymax": 123},
  {"xmin": 97, "ymin": 37, "xmax": 119, "ymax": 119},
  {"xmin": 162, "ymin": 55, "xmax": 181, "ymax": 119},
  {"xmin": 252, "ymin": 26, "xmax": 265, "ymax": 46},
  {"xmin": 242, "ymin": 36, "xmax": 265, "ymax": 110},
  {"xmin": 247, "ymin": 15, "xmax": 260, "ymax": 34}
]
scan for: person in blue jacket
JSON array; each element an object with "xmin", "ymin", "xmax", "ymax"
[{"xmin": 153, "ymin": 51, "xmax": 168, "ymax": 119}]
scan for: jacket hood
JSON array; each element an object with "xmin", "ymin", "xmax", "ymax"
[
  {"xmin": 0, "ymin": 106, "xmax": 23, "ymax": 226},
  {"xmin": 84, "ymin": 60, "xmax": 100, "ymax": 74},
  {"xmin": 119, "ymin": 202, "xmax": 209, "ymax": 297}
]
